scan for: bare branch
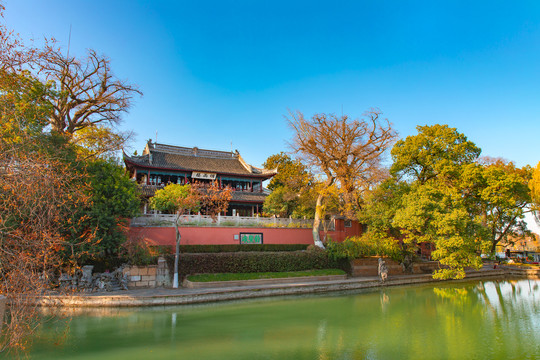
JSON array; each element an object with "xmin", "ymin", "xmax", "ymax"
[
  {"xmin": 287, "ymin": 109, "xmax": 398, "ymax": 217},
  {"xmin": 38, "ymin": 48, "xmax": 142, "ymax": 135}
]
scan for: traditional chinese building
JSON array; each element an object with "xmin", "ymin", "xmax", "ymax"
[{"xmin": 123, "ymin": 140, "xmax": 277, "ymax": 216}]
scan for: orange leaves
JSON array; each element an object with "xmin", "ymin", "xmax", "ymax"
[{"xmin": 190, "ymin": 181, "xmax": 232, "ymax": 222}]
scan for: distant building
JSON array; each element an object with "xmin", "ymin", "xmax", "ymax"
[{"xmin": 123, "ymin": 140, "xmax": 277, "ymax": 216}]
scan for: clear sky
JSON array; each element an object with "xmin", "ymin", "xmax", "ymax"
[{"xmin": 3, "ymin": 1, "xmax": 540, "ymax": 170}]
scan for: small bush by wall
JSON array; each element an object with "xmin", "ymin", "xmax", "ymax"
[{"xmin": 165, "ymin": 250, "xmax": 350, "ymax": 278}]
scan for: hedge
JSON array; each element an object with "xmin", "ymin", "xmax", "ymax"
[
  {"xmin": 164, "ymin": 250, "xmax": 351, "ymax": 278},
  {"xmin": 157, "ymin": 244, "xmax": 308, "ymax": 253}
]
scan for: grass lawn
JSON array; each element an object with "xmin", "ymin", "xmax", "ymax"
[{"xmin": 187, "ymin": 269, "xmax": 346, "ymax": 282}]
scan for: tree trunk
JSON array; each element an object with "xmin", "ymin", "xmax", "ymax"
[
  {"xmin": 312, "ymin": 192, "xmax": 325, "ymax": 248},
  {"xmin": 490, "ymin": 238, "xmax": 499, "ymax": 256},
  {"xmin": 173, "ymin": 213, "xmax": 181, "ymax": 288}
]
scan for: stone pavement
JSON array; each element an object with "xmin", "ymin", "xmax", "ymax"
[{"xmin": 34, "ymin": 266, "xmax": 513, "ymax": 308}]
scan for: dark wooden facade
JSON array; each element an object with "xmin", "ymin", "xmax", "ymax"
[{"xmin": 124, "ymin": 140, "xmax": 277, "ymax": 216}]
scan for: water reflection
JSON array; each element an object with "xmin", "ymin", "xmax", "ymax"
[{"xmin": 19, "ymin": 279, "xmax": 540, "ymax": 360}]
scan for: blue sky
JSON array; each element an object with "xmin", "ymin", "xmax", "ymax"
[{"xmin": 4, "ymin": 1, "xmax": 540, "ymax": 169}]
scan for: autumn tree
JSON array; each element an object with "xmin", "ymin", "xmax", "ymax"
[
  {"xmin": 0, "ymin": 140, "xmax": 90, "ymax": 354},
  {"xmin": 192, "ymin": 181, "xmax": 232, "ymax": 222},
  {"xmin": 531, "ymin": 161, "xmax": 540, "ymax": 212},
  {"xmin": 38, "ymin": 48, "xmax": 141, "ymax": 135},
  {"xmin": 0, "ymin": 7, "xmax": 143, "ymax": 353},
  {"xmin": 1, "ymin": 3, "xmax": 140, "ymax": 156},
  {"xmin": 288, "ymin": 109, "xmax": 397, "ymax": 247}
]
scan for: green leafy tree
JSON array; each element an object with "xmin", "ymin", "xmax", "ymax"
[
  {"xmin": 393, "ymin": 181, "xmax": 487, "ymax": 279},
  {"xmin": 358, "ymin": 179, "xmax": 418, "ymax": 268},
  {"xmin": 262, "ymin": 152, "xmax": 318, "ymax": 218},
  {"xmin": 389, "ymin": 125, "xmax": 487, "ymax": 278},
  {"xmin": 390, "ymin": 124, "xmax": 481, "ymax": 183},
  {"xmin": 461, "ymin": 160, "xmax": 532, "ymax": 254},
  {"xmin": 263, "ymin": 187, "xmax": 299, "ymax": 218},
  {"xmin": 363, "ymin": 124, "xmax": 535, "ymax": 279},
  {"xmin": 263, "ymin": 152, "xmax": 312, "ymax": 192},
  {"xmin": 67, "ymin": 160, "xmax": 141, "ymax": 262}
]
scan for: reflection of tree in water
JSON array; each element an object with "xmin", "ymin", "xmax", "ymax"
[{"xmin": 433, "ymin": 287, "xmax": 469, "ymax": 302}]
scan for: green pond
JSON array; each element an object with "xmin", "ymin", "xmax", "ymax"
[{"xmin": 22, "ymin": 279, "xmax": 540, "ymax": 359}]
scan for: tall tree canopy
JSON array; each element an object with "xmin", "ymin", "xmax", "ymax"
[
  {"xmin": 288, "ymin": 109, "xmax": 397, "ymax": 246},
  {"xmin": 462, "ymin": 160, "xmax": 533, "ymax": 253},
  {"xmin": 531, "ymin": 161, "xmax": 540, "ymax": 211},
  {"xmin": 362, "ymin": 124, "xmax": 535, "ymax": 279},
  {"xmin": 262, "ymin": 152, "xmax": 317, "ymax": 218},
  {"xmin": 39, "ymin": 48, "xmax": 141, "ymax": 138},
  {"xmin": 390, "ymin": 124, "xmax": 481, "ymax": 183},
  {"xmin": 263, "ymin": 152, "xmax": 312, "ymax": 192}
]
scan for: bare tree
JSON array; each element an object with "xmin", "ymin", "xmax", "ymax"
[
  {"xmin": 288, "ymin": 109, "xmax": 397, "ymax": 247},
  {"xmin": 38, "ymin": 48, "xmax": 141, "ymax": 136}
]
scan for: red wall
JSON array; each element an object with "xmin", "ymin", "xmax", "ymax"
[{"xmin": 128, "ymin": 219, "xmax": 362, "ymax": 246}]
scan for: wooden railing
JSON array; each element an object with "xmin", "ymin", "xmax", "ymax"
[{"xmin": 130, "ymin": 213, "xmax": 331, "ymax": 229}]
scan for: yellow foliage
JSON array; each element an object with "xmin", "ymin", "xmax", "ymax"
[{"xmin": 531, "ymin": 161, "xmax": 540, "ymax": 208}]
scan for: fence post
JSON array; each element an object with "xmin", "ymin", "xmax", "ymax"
[
  {"xmin": 236, "ymin": 213, "xmax": 240, "ymax": 226},
  {"xmin": 0, "ymin": 295, "xmax": 5, "ymax": 331},
  {"xmin": 218, "ymin": 213, "xmax": 221, "ymax": 225}
]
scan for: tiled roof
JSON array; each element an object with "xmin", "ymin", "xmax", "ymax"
[
  {"xmin": 124, "ymin": 141, "xmax": 276, "ymax": 178},
  {"xmin": 231, "ymin": 191, "xmax": 268, "ymax": 203}
]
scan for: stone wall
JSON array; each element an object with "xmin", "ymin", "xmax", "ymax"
[
  {"xmin": 351, "ymin": 258, "xmax": 439, "ymax": 277},
  {"xmin": 123, "ymin": 257, "xmax": 170, "ymax": 288},
  {"xmin": 128, "ymin": 220, "xmax": 363, "ymax": 246}
]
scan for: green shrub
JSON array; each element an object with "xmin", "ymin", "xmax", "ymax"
[
  {"xmin": 326, "ymin": 235, "xmax": 403, "ymax": 262},
  {"xmin": 165, "ymin": 250, "xmax": 350, "ymax": 278}
]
